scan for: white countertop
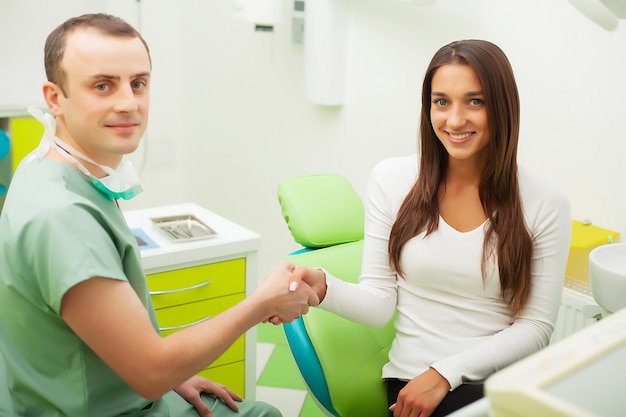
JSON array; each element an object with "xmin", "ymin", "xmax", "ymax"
[{"xmin": 123, "ymin": 202, "xmax": 261, "ymax": 272}]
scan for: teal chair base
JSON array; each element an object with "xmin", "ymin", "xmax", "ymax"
[
  {"xmin": 284, "ymin": 317, "xmax": 338, "ymax": 416},
  {"xmin": 278, "ymin": 174, "xmax": 396, "ymax": 416},
  {"xmin": 283, "ymin": 242, "xmax": 396, "ymax": 417}
]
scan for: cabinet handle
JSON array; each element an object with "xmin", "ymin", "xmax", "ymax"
[
  {"xmin": 160, "ymin": 315, "xmax": 212, "ymax": 332},
  {"xmin": 149, "ymin": 279, "xmax": 212, "ymax": 295}
]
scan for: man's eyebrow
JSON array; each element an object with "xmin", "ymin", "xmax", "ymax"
[{"xmin": 88, "ymin": 72, "xmax": 151, "ymax": 80}]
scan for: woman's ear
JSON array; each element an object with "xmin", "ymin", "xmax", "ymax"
[{"xmin": 42, "ymin": 81, "xmax": 64, "ymax": 117}]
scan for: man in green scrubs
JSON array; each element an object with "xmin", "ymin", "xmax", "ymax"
[{"xmin": 0, "ymin": 13, "xmax": 317, "ymax": 417}]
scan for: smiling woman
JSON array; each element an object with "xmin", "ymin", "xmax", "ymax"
[
  {"xmin": 291, "ymin": 39, "xmax": 572, "ymax": 417},
  {"xmin": 430, "ymin": 64, "xmax": 490, "ymax": 169}
]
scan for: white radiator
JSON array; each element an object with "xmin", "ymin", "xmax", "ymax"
[{"xmin": 550, "ymin": 281, "xmax": 599, "ymax": 344}]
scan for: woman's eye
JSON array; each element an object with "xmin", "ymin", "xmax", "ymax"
[
  {"xmin": 434, "ymin": 99, "xmax": 447, "ymax": 107},
  {"xmin": 470, "ymin": 98, "xmax": 483, "ymax": 106}
]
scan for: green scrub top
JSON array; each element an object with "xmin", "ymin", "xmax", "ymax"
[
  {"xmin": 0, "ymin": 157, "xmax": 158, "ymax": 416},
  {"xmin": 0, "ymin": 157, "xmax": 281, "ymax": 417}
]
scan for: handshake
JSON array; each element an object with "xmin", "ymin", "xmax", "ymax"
[{"xmin": 254, "ymin": 261, "xmax": 328, "ymax": 326}]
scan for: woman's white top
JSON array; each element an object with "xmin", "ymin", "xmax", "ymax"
[{"xmin": 319, "ymin": 155, "xmax": 572, "ymax": 390}]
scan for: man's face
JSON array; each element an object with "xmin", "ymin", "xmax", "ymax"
[{"xmin": 53, "ymin": 27, "xmax": 151, "ymax": 168}]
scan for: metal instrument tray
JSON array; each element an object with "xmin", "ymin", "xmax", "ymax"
[{"xmin": 150, "ymin": 214, "xmax": 217, "ymax": 242}]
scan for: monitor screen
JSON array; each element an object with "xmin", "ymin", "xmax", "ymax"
[
  {"xmin": 487, "ymin": 307, "xmax": 626, "ymax": 417},
  {"xmin": 543, "ymin": 342, "xmax": 626, "ymax": 417}
]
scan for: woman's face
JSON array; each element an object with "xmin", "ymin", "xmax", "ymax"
[{"xmin": 430, "ymin": 64, "xmax": 490, "ymax": 166}]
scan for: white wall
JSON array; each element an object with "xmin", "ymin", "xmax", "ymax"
[
  {"xmin": 3, "ymin": 0, "xmax": 626, "ymax": 280},
  {"xmin": 0, "ymin": 0, "xmax": 107, "ymax": 110},
  {"xmin": 132, "ymin": 0, "xmax": 626, "ymax": 278}
]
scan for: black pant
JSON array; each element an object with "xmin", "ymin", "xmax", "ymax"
[{"xmin": 386, "ymin": 378, "xmax": 484, "ymax": 417}]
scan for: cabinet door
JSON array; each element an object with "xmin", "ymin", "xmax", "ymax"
[
  {"xmin": 155, "ymin": 293, "xmax": 245, "ymax": 367},
  {"xmin": 10, "ymin": 117, "xmax": 42, "ymax": 173},
  {"xmin": 147, "ymin": 258, "xmax": 245, "ymax": 309},
  {"xmin": 147, "ymin": 258, "xmax": 249, "ymax": 397},
  {"xmin": 198, "ymin": 362, "xmax": 245, "ymax": 396}
]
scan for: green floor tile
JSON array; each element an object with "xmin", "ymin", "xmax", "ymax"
[
  {"xmin": 300, "ymin": 395, "xmax": 330, "ymax": 417},
  {"xmin": 257, "ymin": 322, "xmax": 328, "ymax": 416},
  {"xmin": 257, "ymin": 343, "xmax": 306, "ymax": 389},
  {"xmin": 256, "ymin": 323, "xmax": 288, "ymax": 345}
]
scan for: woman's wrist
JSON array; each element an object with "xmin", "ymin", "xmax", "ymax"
[{"xmin": 316, "ymin": 268, "xmax": 328, "ymax": 302}]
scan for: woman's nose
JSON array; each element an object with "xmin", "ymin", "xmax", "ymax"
[{"xmin": 447, "ymin": 105, "xmax": 466, "ymax": 127}]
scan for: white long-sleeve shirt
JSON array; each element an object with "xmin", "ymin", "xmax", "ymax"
[{"xmin": 319, "ymin": 155, "xmax": 571, "ymax": 390}]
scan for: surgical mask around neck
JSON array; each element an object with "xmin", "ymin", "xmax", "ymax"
[
  {"xmin": 24, "ymin": 106, "xmax": 56, "ymax": 164},
  {"xmin": 55, "ymin": 143, "xmax": 143, "ymax": 201},
  {"xmin": 27, "ymin": 106, "xmax": 143, "ymax": 201}
]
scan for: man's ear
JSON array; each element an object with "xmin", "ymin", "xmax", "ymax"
[{"xmin": 43, "ymin": 81, "xmax": 64, "ymax": 117}]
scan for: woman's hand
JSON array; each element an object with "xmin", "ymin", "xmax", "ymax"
[
  {"xmin": 389, "ymin": 368, "xmax": 451, "ymax": 417},
  {"xmin": 290, "ymin": 266, "xmax": 328, "ymax": 302},
  {"xmin": 175, "ymin": 375, "xmax": 242, "ymax": 417},
  {"xmin": 264, "ymin": 266, "xmax": 328, "ymax": 325},
  {"xmin": 256, "ymin": 261, "xmax": 319, "ymax": 325}
]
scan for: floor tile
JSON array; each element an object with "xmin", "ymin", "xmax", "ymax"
[
  {"xmin": 300, "ymin": 395, "xmax": 331, "ymax": 417},
  {"xmin": 256, "ymin": 386, "xmax": 307, "ymax": 417},
  {"xmin": 257, "ymin": 322, "xmax": 288, "ymax": 345},
  {"xmin": 256, "ymin": 323, "xmax": 324, "ymax": 417},
  {"xmin": 257, "ymin": 343, "xmax": 306, "ymax": 389},
  {"xmin": 256, "ymin": 342, "xmax": 275, "ymax": 380}
]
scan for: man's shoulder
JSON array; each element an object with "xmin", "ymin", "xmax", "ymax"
[{"xmin": 4, "ymin": 159, "xmax": 109, "ymax": 229}]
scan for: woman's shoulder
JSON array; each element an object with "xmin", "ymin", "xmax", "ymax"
[
  {"xmin": 366, "ymin": 155, "xmax": 419, "ymax": 211},
  {"xmin": 518, "ymin": 165, "xmax": 571, "ymax": 220},
  {"xmin": 518, "ymin": 165, "xmax": 568, "ymax": 197},
  {"xmin": 371, "ymin": 154, "xmax": 419, "ymax": 184}
]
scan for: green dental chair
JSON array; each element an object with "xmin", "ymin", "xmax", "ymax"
[{"xmin": 277, "ymin": 174, "xmax": 396, "ymax": 417}]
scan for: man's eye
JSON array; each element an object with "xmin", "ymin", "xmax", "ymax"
[
  {"xmin": 95, "ymin": 84, "xmax": 109, "ymax": 91},
  {"xmin": 132, "ymin": 81, "xmax": 146, "ymax": 89}
]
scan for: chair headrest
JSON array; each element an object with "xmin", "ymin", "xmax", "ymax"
[{"xmin": 277, "ymin": 174, "xmax": 364, "ymax": 248}]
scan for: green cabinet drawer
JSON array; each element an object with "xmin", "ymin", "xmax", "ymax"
[
  {"xmin": 155, "ymin": 294, "xmax": 245, "ymax": 367},
  {"xmin": 198, "ymin": 361, "xmax": 245, "ymax": 396},
  {"xmin": 147, "ymin": 258, "xmax": 245, "ymax": 309},
  {"xmin": 147, "ymin": 257, "xmax": 249, "ymax": 394}
]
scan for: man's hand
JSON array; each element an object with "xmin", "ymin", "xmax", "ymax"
[
  {"xmin": 263, "ymin": 263, "xmax": 326, "ymax": 325},
  {"xmin": 175, "ymin": 375, "xmax": 242, "ymax": 417},
  {"xmin": 256, "ymin": 261, "xmax": 319, "ymax": 325}
]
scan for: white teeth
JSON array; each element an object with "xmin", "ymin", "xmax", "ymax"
[{"xmin": 449, "ymin": 132, "xmax": 472, "ymax": 140}]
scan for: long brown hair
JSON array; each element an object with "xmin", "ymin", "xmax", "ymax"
[{"xmin": 388, "ymin": 40, "xmax": 532, "ymax": 317}]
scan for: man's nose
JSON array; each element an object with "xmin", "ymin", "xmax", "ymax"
[{"xmin": 113, "ymin": 85, "xmax": 139, "ymax": 113}]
